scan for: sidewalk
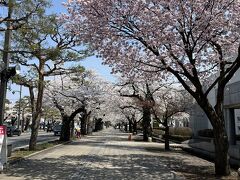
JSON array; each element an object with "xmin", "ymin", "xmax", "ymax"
[{"xmin": 0, "ymin": 128, "xmax": 238, "ymax": 179}]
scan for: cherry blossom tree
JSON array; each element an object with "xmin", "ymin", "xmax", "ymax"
[
  {"xmin": 64, "ymin": 0, "xmax": 240, "ymax": 175},
  {"xmin": 117, "ymin": 77, "xmax": 167, "ymax": 141},
  {"xmin": 110, "ymin": 90, "xmax": 142, "ymax": 133},
  {"xmin": 152, "ymin": 87, "xmax": 191, "ymax": 150},
  {"xmin": 45, "ymin": 70, "xmax": 112, "ymax": 140},
  {"xmin": 119, "ymin": 105, "xmax": 142, "ymax": 134},
  {"xmin": 118, "ymin": 81, "xmax": 153, "ymax": 140}
]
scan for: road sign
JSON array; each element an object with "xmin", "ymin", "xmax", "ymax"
[
  {"xmin": 0, "ymin": 125, "xmax": 7, "ymax": 171},
  {"xmin": 0, "ymin": 126, "xmax": 5, "ymax": 135}
]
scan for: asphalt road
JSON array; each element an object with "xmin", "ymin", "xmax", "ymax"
[{"xmin": 7, "ymin": 130, "xmax": 59, "ymax": 150}]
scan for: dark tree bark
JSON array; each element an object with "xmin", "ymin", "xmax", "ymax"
[
  {"xmin": 24, "ymin": 117, "xmax": 30, "ymax": 131},
  {"xmin": 60, "ymin": 115, "xmax": 70, "ymax": 141},
  {"xmin": 29, "ymin": 66, "xmax": 44, "ymax": 151},
  {"xmin": 124, "ymin": 123, "xmax": 128, "ymax": 132},
  {"xmin": 164, "ymin": 121, "xmax": 170, "ymax": 151},
  {"xmin": 199, "ymin": 104, "xmax": 230, "ymax": 176},
  {"xmin": 129, "ymin": 120, "xmax": 133, "ymax": 133},
  {"xmin": 133, "ymin": 121, "xmax": 137, "ymax": 134},
  {"xmin": 80, "ymin": 117, "xmax": 87, "ymax": 135},
  {"xmin": 198, "ymin": 98, "xmax": 230, "ymax": 176},
  {"xmin": 54, "ymin": 99, "xmax": 86, "ymax": 141},
  {"xmin": 142, "ymin": 107, "xmax": 152, "ymax": 141},
  {"xmin": 95, "ymin": 118, "xmax": 103, "ymax": 131},
  {"xmin": 80, "ymin": 109, "xmax": 87, "ymax": 135},
  {"xmin": 214, "ymin": 124, "xmax": 229, "ymax": 176},
  {"xmin": 70, "ymin": 120, "xmax": 75, "ymax": 139},
  {"xmin": 29, "ymin": 112, "xmax": 41, "ymax": 150}
]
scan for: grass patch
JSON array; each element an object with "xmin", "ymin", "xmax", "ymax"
[{"xmin": 9, "ymin": 140, "xmax": 64, "ymax": 161}]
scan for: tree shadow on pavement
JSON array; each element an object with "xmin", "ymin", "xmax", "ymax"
[
  {"xmin": 2, "ymin": 127, "xmax": 235, "ymax": 180},
  {"xmin": 3, "ymin": 152, "xmax": 217, "ymax": 180}
]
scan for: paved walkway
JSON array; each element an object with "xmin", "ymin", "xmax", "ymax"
[{"xmin": 0, "ymin": 128, "xmax": 238, "ymax": 179}]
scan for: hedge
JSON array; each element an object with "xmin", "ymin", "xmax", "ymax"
[
  {"xmin": 169, "ymin": 127, "xmax": 193, "ymax": 136},
  {"xmin": 153, "ymin": 127, "xmax": 193, "ymax": 137},
  {"xmin": 198, "ymin": 129, "xmax": 214, "ymax": 138},
  {"xmin": 162, "ymin": 134, "xmax": 191, "ymax": 142}
]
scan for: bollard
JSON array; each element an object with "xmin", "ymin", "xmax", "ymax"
[{"xmin": 128, "ymin": 133, "xmax": 132, "ymax": 141}]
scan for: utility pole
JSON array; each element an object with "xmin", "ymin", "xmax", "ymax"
[
  {"xmin": 0, "ymin": 0, "xmax": 13, "ymax": 126},
  {"xmin": 17, "ymin": 84, "xmax": 22, "ymax": 129}
]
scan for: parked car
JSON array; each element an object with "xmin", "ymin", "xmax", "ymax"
[
  {"xmin": 46, "ymin": 124, "xmax": 53, "ymax": 132},
  {"xmin": 7, "ymin": 126, "xmax": 21, "ymax": 137},
  {"xmin": 53, "ymin": 124, "xmax": 62, "ymax": 136}
]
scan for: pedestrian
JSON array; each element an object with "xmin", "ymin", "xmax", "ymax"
[{"xmin": 76, "ymin": 127, "xmax": 81, "ymax": 139}]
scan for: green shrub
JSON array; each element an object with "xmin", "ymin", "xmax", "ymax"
[
  {"xmin": 152, "ymin": 128, "xmax": 165, "ymax": 136},
  {"xmin": 198, "ymin": 129, "xmax": 213, "ymax": 138},
  {"xmin": 169, "ymin": 127, "xmax": 193, "ymax": 136},
  {"xmin": 162, "ymin": 134, "xmax": 191, "ymax": 142}
]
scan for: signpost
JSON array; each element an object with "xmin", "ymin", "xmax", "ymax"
[{"xmin": 0, "ymin": 125, "xmax": 7, "ymax": 172}]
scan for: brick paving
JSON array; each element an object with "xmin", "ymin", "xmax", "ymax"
[{"xmin": 0, "ymin": 128, "xmax": 238, "ymax": 180}]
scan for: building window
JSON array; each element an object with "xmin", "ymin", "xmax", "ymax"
[{"xmin": 238, "ymin": 117, "xmax": 240, "ymax": 121}]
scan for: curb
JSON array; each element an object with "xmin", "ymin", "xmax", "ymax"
[
  {"xmin": 24, "ymin": 140, "xmax": 72, "ymax": 159},
  {"xmin": 12, "ymin": 138, "xmax": 59, "ymax": 152},
  {"xmin": 8, "ymin": 140, "xmax": 72, "ymax": 165}
]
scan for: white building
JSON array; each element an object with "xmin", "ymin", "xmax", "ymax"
[{"xmin": 189, "ymin": 69, "xmax": 240, "ymax": 165}]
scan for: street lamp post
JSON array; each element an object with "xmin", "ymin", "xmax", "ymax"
[
  {"xmin": 0, "ymin": 0, "xmax": 13, "ymax": 126},
  {"xmin": 16, "ymin": 85, "xmax": 22, "ymax": 129}
]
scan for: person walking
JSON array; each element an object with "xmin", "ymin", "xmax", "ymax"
[{"xmin": 75, "ymin": 127, "xmax": 81, "ymax": 139}]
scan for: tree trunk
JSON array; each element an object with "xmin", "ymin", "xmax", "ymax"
[
  {"xmin": 129, "ymin": 121, "xmax": 133, "ymax": 133},
  {"xmin": 29, "ymin": 113, "xmax": 40, "ymax": 150},
  {"xmin": 70, "ymin": 119, "xmax": 74, "ymax": 139},
  {"xmin": 24, "ymin": 117, "xmax": 30, "ymax": 131},
  {"xmin": 124, "ymin": 123, "xmax": 128, "ymax": 132},
  {"xmin": 81, "ymin": 117, "xmax": 87, "ymax": 135},
  {"xmin": 198, "ymin": 98, "xmax": 230, "ymax": 176},
  {"xmin": 60, "ymin": 115, "xmax": 71, "ymax": 141},
  {"xmin": 29, "ymin": 61, "xmax": 45, "ymax": 150},
  {"xmin": 213, "ymin": 122, "xmax": 230, "ymax": 176},
  {"xmin": 142, "ymin": 107, "xmax": 152, "ymax": 141},
  {"xmin": 95, "ymin": 118, "xmax": 103, "ymax": 131},
  {"xmin": 133, "ymin": 121, "xmax": 137, "ymax": 134},
  {"xmin": 164, "ymin": 125, "xmax": 170, "ymax": 151}
]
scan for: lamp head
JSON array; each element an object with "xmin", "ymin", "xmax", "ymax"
[
  {"xmin": 15, "ymin": 64, "xmax": 21, "ymax": 74},
  {"xmin": 6, "ymin": 64, "xmax": 21, "ymax": 79}
]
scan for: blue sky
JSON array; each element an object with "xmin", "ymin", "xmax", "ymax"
[
  {"xmin": 6, "ymin": 0, "xmax": 116, "ymax": 103},
  {"xmin": 49, "ymin": 0, "xmax": 116, "ymax": 82}
]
